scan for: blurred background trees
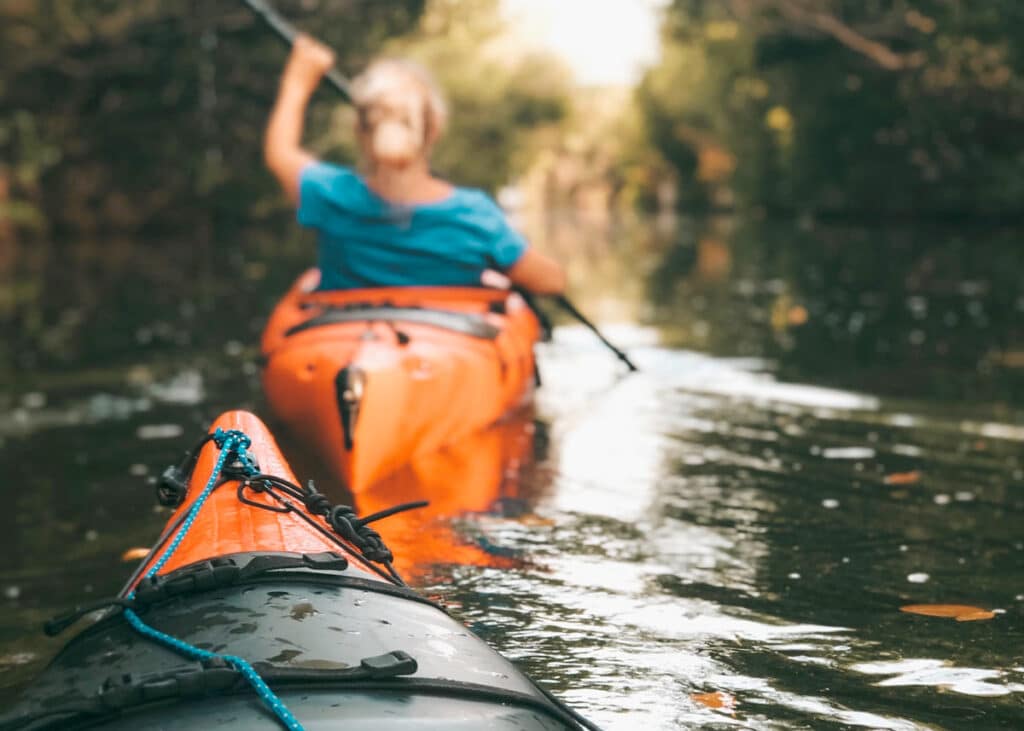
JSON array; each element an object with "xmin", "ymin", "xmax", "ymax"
[
  {"xmin": 2, "ymin": 0, "xmax": 1021, "ymax": 397},
  {"xmin": 3, "ymin": 0, "xmax": 1024, "ymax": 241},
  {"xmin": 638, "ymin": 0, "xmax": 1024, "ymax": 217},
  {"xmin": 0, "ymin": 0, "xmax": 569, "ymax": 241}
]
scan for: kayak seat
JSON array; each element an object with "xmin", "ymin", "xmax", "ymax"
[{"xmin": 286, "ymin": 305, "xmax": 501, "ymax": 340}]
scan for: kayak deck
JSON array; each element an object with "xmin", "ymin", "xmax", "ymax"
[{"xmin": 261, "ymin": 270, "xmax": 541, "ymax": 492}]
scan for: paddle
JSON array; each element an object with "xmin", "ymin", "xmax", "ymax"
[
  {"xmin": 242, "ymin": 0, "xmax": 354, "ymax": 102},
  {"xmin": 553, "ymin": 295, "xmax": 639, "ymax": 372},
  {"xmin": 242, "ymin": 0, "xmax": 639, "ymax": 372}
]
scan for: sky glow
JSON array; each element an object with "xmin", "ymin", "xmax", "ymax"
[{"xmin": 501, "ymin": 0, "xmax": 665, "ymax": 86}]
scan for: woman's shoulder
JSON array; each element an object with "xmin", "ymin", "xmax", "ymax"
[
  {"xmin": 430, "ymin": 186, "xmax": 509, "ymax": 234},
  {"xmin": 443, "ymin": 185, "xmax": 506, "ymax": 218},
  {"xmin": 301, "ymin": 161, "xmax": 362, "ymax": 193}
]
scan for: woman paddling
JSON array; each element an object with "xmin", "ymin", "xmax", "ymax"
[{"xmin": 263, "ymin": 34, "xmax": 566, "ymax": 294}]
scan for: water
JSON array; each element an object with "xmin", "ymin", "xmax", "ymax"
[{"xmin": 1, "ymin": 215, "xmax": 1023, "ymax": 728}]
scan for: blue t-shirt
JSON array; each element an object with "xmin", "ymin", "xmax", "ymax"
[{"xmin": 297, "ymin": 162, "xmax": 528, "ymax": 290}]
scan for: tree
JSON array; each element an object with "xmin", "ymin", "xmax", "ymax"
[{"xmin": 639, "ymin": 0, "xmax": 1024, "ymax": 216}]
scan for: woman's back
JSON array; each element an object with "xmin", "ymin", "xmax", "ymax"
[{"xmin": 298, "ymin": 162, "xmax": 527, "ymax": 290}]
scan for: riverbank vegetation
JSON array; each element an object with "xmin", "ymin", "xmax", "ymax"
[{"xmin": 637, "ymin": 0, "xmax": 1024, "ymax": 218}]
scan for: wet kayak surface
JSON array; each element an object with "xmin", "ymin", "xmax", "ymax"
[{"xmin": 1, "ymin": 215, "xmax": 1022, "ymax": 728}]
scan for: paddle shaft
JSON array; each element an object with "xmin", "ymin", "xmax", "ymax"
[
  {"xmin": 241, "ymin": 0, "xmax": 354, "ymax": 103},
  {"xmin": 243, "ymin": 0, "xmax": 637, "ymax": 372},
  {"xmin": 554, "ymin": 296, "xmax": 638, "ymax": 371}
]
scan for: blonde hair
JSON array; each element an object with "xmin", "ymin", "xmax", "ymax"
[{"xmin": 351, "ymin": 58, "xmax": 448, "ymax": 165}]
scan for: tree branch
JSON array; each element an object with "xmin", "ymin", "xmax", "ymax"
[{"xmin": 766, "ymin": 0, "xmax": 925, "ymax": 71}]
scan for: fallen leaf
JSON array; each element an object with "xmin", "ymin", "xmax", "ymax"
[
  {"xmin": 900, "ymin": 604, "xmax": 995, "ymax": 621},
  {"xmin": 787, "ymin": 305, "xmax": 809, "ymax": 326},
  {"xmin": 691, "ymin": 691, "xmax": 736, "ymax": 711},
  {"xmin": 884, "ymin": 470, "xmax": 922, "ymax": 486},
  {"xmin": 121, "ymin": 547, "xmax": 150, "ymax": 561},
  {"xmin": 515, "ymin": 513, "xmax": 556, "ymax": 527},
  {"xmin": 956, "ymin": 610, "xmax": 996, "ymax": 622}
]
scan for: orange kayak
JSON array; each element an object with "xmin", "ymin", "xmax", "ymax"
[
  {"xmin": 261, "ymin": 270, "xmax": 541, "ymax": 492},
  {"xmin": 3, "ymin": 411, "xmax": 593, "ymax": 730}
]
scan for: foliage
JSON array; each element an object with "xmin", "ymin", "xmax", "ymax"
[
  {"xmin": 381, "ymin": 0, "xmax": 572, "ymax": 192},
  {"xmin": 0, "ymin": 0, "xmax": 572, "ymax": 240},
  {"xmin": 638, "ymin": 0, "xmax": 1024, "ymax": 216}
]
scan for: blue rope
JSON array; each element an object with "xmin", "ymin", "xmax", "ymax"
[{"xmin": 124, "ymin": 428, "xmax": 304, "ymax": 731}]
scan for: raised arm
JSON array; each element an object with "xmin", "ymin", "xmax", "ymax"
[{"xmin": 264, "ymin": 34, "xmax": 335, "ymax": 204}]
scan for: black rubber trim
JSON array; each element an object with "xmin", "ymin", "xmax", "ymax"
[
  {"xmin": 1, "ymin": 675, "xmax": 598, "ymax": 731},
  {"xmin": 144, "ymin": 552, "xmax": 441, "ymax": 609},
  {"xmin": 335, "ymin": 367, "xmax": 356, "ymax": 451},
  {"xmin": 285, "ymin": 306, "xmax": 500, "ymax": 340}
]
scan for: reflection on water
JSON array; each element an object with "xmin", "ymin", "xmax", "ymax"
[
  {"xmin": 1, "ymin": 214, "xmax": 1023, "ymax": 728},
  {"xmin": 353, "ymin": 408, "xmax": 542, "ymax": 582}
]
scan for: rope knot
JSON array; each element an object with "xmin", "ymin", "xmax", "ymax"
[
  {"xmin": 213, "ymin": 428, "xmax": 252, "ymax": 450},
  {"xmin": 328, "ymin": 506, "xmax": 393, "ymax": 564},
  {"xmin": 303, "ymin": 492, "xmax": 331, "ymax": 515},
  {"xmin": 213, "ymin": 428, "xmax": 258, "ymax": 476}
]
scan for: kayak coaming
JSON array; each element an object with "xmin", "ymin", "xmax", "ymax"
[
  {"xmin": 0, "ymin": 411, "xmax": 583, "ymax": 730},
  {"xmin": 261, "ymin": 269, "xmax": 541, "ymax": 492}
]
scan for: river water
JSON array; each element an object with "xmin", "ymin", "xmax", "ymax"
[{"xmin": 1, "ymin": 214, "xmax": 1022, "ymax": 729}]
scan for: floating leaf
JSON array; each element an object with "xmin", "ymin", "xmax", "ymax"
[
  {"xmin": 884, "ymin": 470, "xmax": 922, "ymax": 486},
  {"xmin": 955, "ymin": 610, "xmax": 997, "ymax": 622},
  {"xmin": 691, "ymin": 691, "xmax": 736, "ymax": 711},
  {"xmin": 900, "ymin": 604, "xmax": 995, "ymax": 621},
  {"xmin": 515, "ymin": 513, "xmax": 556, "ymax": 527},
  {"xmin": 121, "ymin": 547, "xmax": 150, "ymax": 561},
  {"xmin": 787, "ymin": 305, "xmax": 809, "ymax": 326}
]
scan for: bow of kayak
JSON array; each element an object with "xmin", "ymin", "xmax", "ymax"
[{"xmin": 1, "ymin": 411, "xmax": 592, "ymax": 731}]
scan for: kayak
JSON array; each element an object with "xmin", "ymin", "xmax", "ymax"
[
  {"xmin": 1, "ymin": 411, "xmax": 594, "ymax": 731},
  {"xmin": 261, "ymin": 270, "xmax": 541, "ymax": 493}
]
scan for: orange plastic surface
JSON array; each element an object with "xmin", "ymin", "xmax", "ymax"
[
  {"xmin": 355, "ymin": 408, "xmax": 538, "ymax": 581},
  {"xmin": 133, "ymin": 411, "xmax": 378, "ymax": 585},
  {"xmin": 261, "ymin": 270, "xmax": 541, "ymax": 492}
]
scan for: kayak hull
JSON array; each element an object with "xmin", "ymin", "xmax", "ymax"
[{"xmin": 261, "ymin": 270, "xmax": 540, "ymax": 492}]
